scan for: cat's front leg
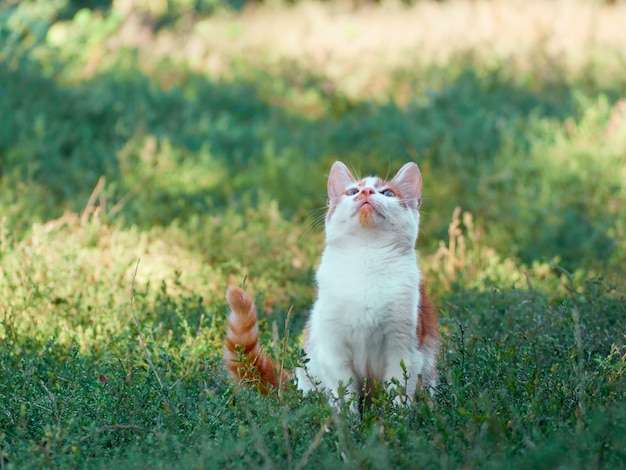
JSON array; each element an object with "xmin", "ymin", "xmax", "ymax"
[
  {"xmin": 295, "ymin": 355, "xmax": 360, "ymax": 410},
  {"xmin": 383, "ymin": 353, "xmax": 422, "ymax": 406}
]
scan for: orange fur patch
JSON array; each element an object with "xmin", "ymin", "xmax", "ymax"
[
  {"xmin": 417, "ymin": 282, "xmax": 439, "ymax": 348},
  {"xmin": 358, "ymin": 204, "xmax": 375, "ymax": 227},
  {"xmin": 416, "ymin": 281, "xmax": 440, "ymax": 383}
]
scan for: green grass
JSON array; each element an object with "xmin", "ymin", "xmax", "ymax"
[{"xmin": 1, "ymin": 0, "xmax": 626, "ymax": 468}]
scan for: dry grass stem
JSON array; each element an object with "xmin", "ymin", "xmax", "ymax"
[{"xmin": 129, "ymin": 258, "xmax": 165, "ymax": 390}]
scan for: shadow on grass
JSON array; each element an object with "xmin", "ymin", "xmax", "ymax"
[{"xmin": 1, "ymin": 46, "xmax": 624, "ymax": 270}]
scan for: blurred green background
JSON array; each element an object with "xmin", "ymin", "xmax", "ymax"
[{"xmin": 2, "ymin": 0, "xmax": 625, "ymax": 273}]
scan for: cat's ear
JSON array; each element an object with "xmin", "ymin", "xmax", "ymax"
[
  {"xmin": 328, "ymin": 161, "xmax": 356, "ymax": 205},
  {"xmin": 391, "ymin": 162, "xmax": 422, "ymax": 209}
]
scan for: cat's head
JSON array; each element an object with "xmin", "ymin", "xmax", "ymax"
[{"xmin": 325, "ymin": 161, "xmax": 422, "ymax": 246}]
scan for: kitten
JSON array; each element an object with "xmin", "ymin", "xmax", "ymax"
[{"xmin": 224, "ymin": 161, "xmax": 440, "ymax": 407}]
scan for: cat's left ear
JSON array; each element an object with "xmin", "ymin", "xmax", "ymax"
[
  {"xmin": 391, "ymin": 162, "xmax": 422, "ymax": 209},
  {"xmin": 328, "ymin": 161, "xmax": 356, "ymax": 205}
]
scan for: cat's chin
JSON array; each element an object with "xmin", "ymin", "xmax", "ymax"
[{"xmin": 358, "ymin": 204, "xmax": 379, "ymax": 228}]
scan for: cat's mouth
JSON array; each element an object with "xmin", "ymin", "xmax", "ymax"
[{"xmin": 356, "ymin": 199, "xmax": 376, "ymax": 212}]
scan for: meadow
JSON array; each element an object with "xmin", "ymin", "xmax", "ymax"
[{"xmin": 1, "ymin": 0, "xmax": 625, "ymax": 467}]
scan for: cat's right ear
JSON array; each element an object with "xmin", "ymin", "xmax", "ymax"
[{"xmin": 328, "ymin": 161, "xmax": 356, "ymax": 205}]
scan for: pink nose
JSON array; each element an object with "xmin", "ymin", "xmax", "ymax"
[{"xmin": 361, "ymin": 187, "xmax": 375, "ymax": 196}]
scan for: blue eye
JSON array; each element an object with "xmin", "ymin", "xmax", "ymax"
[
  {"xmin": 346, "ymin": 188, "xmax": 359, "ymax": 196},
  {"xmin": 382, "ymin": 189, "xmax": 395, "ymax": 197}
]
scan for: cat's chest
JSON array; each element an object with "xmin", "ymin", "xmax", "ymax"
[{"xmin": 314, "ymin": 245, "xmax": 419, "ymax": 327}]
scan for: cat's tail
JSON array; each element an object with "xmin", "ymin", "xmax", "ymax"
[{"xmin": 224, "ymin": 286, "xmax": 288, "ymax": 394}]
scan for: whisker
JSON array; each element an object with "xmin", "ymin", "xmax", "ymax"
[
  {"xmin": 346, "ymin": 162, "xmax": 362, "ymax": 181},
  {"xmin": 297, "ymin": 206, "xmax": 328, "ymax": 243},
  {"xmin": 384, "ymin": 161, "xmax": 393, "ymax": 182}
]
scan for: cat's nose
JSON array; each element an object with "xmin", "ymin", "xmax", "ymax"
[{"xmin": 361, "ymin": 187, "xmax": 375, "ymax": 196}]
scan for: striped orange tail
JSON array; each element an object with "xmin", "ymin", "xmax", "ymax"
[{"xmin": 224, "ymin": 286, "xmax": 288, "ymax": 393}]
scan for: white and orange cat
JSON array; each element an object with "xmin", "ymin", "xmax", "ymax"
[{"xmin": 224, "ymin": 161, "xmax": 440, "ymax": 408}]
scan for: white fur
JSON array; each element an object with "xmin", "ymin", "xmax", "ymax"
[{"xmin": 295, "ymin": 162, "xmax": 434, "ymax": 406}]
